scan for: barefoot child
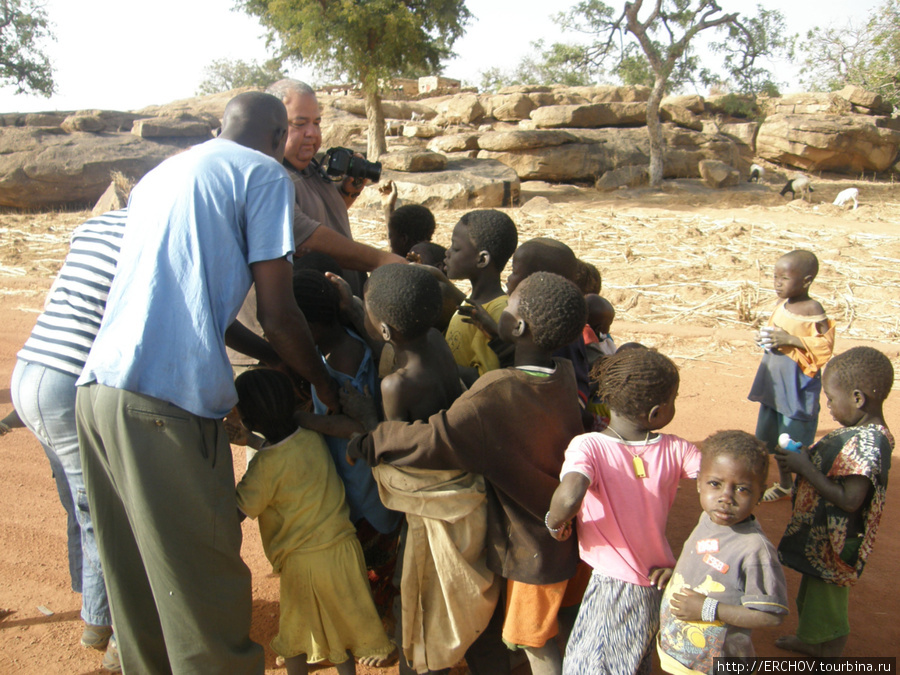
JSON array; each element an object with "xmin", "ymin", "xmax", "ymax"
[
  {"xmin": 657, "ymin": 431, "xmax": 788, "ymax": 674},
  {"xmin": 349, "ymin": 272, "xmax": 588, "ymax": 675},
  {"xmin": 359, "ymin": 264, "xmax": 499, "ymax": 674},
  {"xmin": 444, "ymin": 209, "xmax": 518, "ymax": 386},
  {"xmin": 546, "ymin": 348, "xmax": 702, "ymax": 675},
  {"xmin": 774, "ymin": 346, "xmax": 894, "ymax": 657},
  {"xmin": 748, "ymin": 249, "xmax": 835, "ymax": 502},
  {"xmin": 234, "ymin": 369, "xmax": 395, "ymax": 674}
]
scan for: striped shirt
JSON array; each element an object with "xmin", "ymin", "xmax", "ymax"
[{"xmin": 17, "ymin": 209, "xmax": 127, "ymax": 377}]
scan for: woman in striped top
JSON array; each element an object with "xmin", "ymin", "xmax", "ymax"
[{"xmin": 9, "ymin": 208, "xmax": 126, "ymax": 666}]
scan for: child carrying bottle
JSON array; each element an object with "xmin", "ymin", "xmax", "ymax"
[
  {"xmin": 234, "ymin": 368, "xmax": 395, "ymax": 674},
  {"xmin": 775, "ymin": 346, "xmax": 894, "ymax": 657},
  {"xmin": 657, "ymin": 430, "xmax": 788, "ymax": 674},
  {"xmin": 748, "ymin": 249, "xmax": 835, "ymax": 502},
  {"xmin": 546, "ymin": 348, "xmax": 702, "ymax": 675}
]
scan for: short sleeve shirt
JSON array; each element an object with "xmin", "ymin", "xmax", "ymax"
[
  {"xmin": 561, "ymin": 432, "xmax": 701, "ymax": 584},
  {"xmin": 78, "ymin": 138, "xmax": 295, "ymax": 418}
]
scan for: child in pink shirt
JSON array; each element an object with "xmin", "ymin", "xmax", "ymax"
[{"xmin": 547, "ymin": 347, "xmax": 701, "ymax": 675}]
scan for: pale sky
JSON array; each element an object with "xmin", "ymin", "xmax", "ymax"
[{"xmin": 0, "ymin": 0, "xmax": 873, "ymax": 114}]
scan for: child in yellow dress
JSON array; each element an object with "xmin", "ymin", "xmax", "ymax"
[{"xmin": 234, "ymin": 368, "xmax": 395, "ymax": 674}]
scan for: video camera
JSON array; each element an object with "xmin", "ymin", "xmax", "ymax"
[{"xmin": 322, "ymin": 147, "xmax": 382, "ymax": 184}]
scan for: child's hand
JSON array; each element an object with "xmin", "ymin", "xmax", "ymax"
[
  {"xmin": 325, "ymin": 272, "xmax": 355, "ymax": 316},
  {"xmin": 767, "ymin": 326, "xmax": 802, "ymax": 350},
  {"xmin": 548, "ymin": 519, "xmax": 573, "ymax": 542},
  {"xmin": 339, "ymin": 383, "xmax": 380, "ymax": 431},
  {"xmin": 649, "ymin": 567, "xmax": 673, "ymax": 589},
  {"xmin": 774, "ymin": 445, "xmax": 812, "ymax": 476},
  {"xmin": 670, "ymin": 588, "xmax": 706, "ymax": 622},
  {"xmin": 458, "ymin": 299, "xmax": 500, "ymax": 340},
  {"xmin": 379, "ymin": 180, "xmax": 398, "ymax": 210}
]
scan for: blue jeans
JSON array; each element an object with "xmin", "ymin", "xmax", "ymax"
[{"xmin": 11, "ymin": 359, "xmax": 111, "ymax": 626}]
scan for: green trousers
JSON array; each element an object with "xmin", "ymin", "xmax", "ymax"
[{"xmin": 76, "ymin": 384, "xmax": 263, "ymax": 674}]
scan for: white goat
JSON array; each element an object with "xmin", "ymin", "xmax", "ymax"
[
  {"xmin": 780, "ymin": 175, "xmax": 813, "ymax": 202},
  {"xmin": 749, "ymin": 163, "xmax": 764, "ymax": 183},
  {"xmin": 832, "ymin": 187, "xmax": 859, "ymax": 210}
]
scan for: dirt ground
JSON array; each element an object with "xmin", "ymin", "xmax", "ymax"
[{"xmin": 0, "ymin": 174, "xmax": 898, "ymax": 674}]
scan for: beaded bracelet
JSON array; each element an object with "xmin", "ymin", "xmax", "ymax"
[
  {"xmin": 701, "ymin": 596, "xmax": 719, "ymax": 622},
  {"xmin": 544, "ymin": 511, "xmax": 563, "ymax": 534}
]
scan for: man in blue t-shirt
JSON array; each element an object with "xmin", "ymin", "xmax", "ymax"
[{"xmin": 75, "ymin": 92, "xmax": 338, "ymax": 674}]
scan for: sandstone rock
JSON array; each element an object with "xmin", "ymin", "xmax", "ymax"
[
  {"xmin": 765, "ymin": 93, "xmax": 851, "ymax": 116},
  {"xmin": 379, "ymin": 149, "xmax": 448, "ymax": 173},
  {"xmin": 355, "ymin": 158, "xmax": 520, "ymax": 209},
  {"xmin": 91, "ymin": 180, "xmax": 129, "ymax": 215},
  {"xmin": 61, "ymin": 114, "xmax": 106, "ymax": 133},
  {"xmin": 595, "ymin": 165, "xmax": 649, "ymax": 191},
  {"xmin": 478, "ymin": 130, "xmax": 578, "ymax": 152},
  {"xmin": 662, "ymin": 95, "xmax": 705, "ymax": 114},
  {"xmin": 0, "ymin": 127, "xmax": 200, "ymax": 209},
  {"xmin": 0, "ymin": 112, "xmax": 69, "ymax": 127},
  {"xmin": 402, "ymin": 124, "xmax": 439, "ymax": 139},
  {"xmin": 489, "ymin": 93, "xmax": 536, "ymax": 121},
  {"xmin": 435, "ymin": 94, "xmax": 485, "ymax": 125},
  {"xmin": 135, "ymin": 87, "xmax": 255, "ymax": 123},
  {"xmin": 717, "ymin": 122, "xmax": 758, "ymax": 150},
  {"xmin": 427, "ymin": 134, "xmax": 480, "ymax": 153},
  {"xmin": 498, "ymin": 85, "xmax": 552, "ymax": 95},
  {"xmin": 660, "ymin": 105, "xmax": 703, "ymax": 131},
  {"xmin": 519, "ymin": 196, "xmax": 552, "ymax": 213},
  {"xmin": 756, "ymin": 113, "xmax": 900, "ymax": 173},
  {"xmin": 332, "ymin": 97, "xmax": 437, "ymax": 120},
  {"xmin": 699, "ymin": 160, "xmax": 740, "ymax": 188},
  {"xmin": 836, "ymin": 85, "xmax": 893, "ymax": 116},
  {"xmin": 530, "ymin": 103, "xmax": 646, "ymax": 128},
  {"xmin": 59, "ymin": 110, "xmax": 141, "ymax": 133},
  {"xmin": 132, "ymin": 117, "xmax": 214, "ymax": 138}
]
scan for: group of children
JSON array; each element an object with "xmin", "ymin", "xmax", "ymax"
[{"xmin": 225, "ymin": 196, "xmax": 894, "ymax": 675}]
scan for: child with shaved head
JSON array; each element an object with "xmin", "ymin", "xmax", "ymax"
[
  {"xmin": 748, "ymin": 249, "xmax": 835, "ymax": 502},
  {"xmin": 775, "ymin": 346, "xmax": 894, "ymax": 657}
]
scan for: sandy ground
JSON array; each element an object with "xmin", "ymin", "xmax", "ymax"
[{"xmin": 0, "ymin": 175, "xmax": 898, "ymax": 674}]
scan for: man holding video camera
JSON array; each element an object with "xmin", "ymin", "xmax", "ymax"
[{"xmin": 266, "ymin": 78, "xmax": 406, "ymax": 294}]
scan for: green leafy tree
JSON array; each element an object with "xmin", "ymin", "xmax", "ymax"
[
  {"xmin": 196, "ymin": 58, "xmax": 287, "ymax": 96},
  {"xmin": 797, "ymin": 0, "xmax": 900, "ymax": 107},
  {"xmin": 479, "ymin": 40, "xmax": 592, "ymax": 92},
  {"xmin": 0, "ymin": 0, "xmax": 55, "ymax": 96},
  {"xmin": 532, "ymin": 1, "xmax": 790, "ymax": 185},
  {"xmin": 241, "ymin": 0, "xmax": 471, "ymax": 161}
]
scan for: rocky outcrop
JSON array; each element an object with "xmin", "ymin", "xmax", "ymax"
[
  {"xmin": 0, "ymin": 127, "xmax": 202, "ymax": 208},
  {"xmin": 530, "ymin": 103, "xmax": 647, "ymax": 128},
  {"xmin": 356, "ymin": 158, "xmax": 520, "ymax": 210},
  {"xmin": 332, "ymin": 97, "xmax": 437, "ymax": 120},
  {"xmin": 379, "ymin": 149, "xmax": 448, "ymax": 173},
  {"xmin": 427, "ymin": 133, "xmax": 480, "ymax": 153},
  {"xmin": 477, "ymin": 130, "xmax": 577, "ymax": 152},
  {"xmin": 595, "ymin": 165, "xmax": 649, "ymax": 191},
  {"xmin": 699, "ymin": 160, "xmax": 740, "ymax": 188},
  {"xmin": 756, "ymin": 113, "xmax": 900, "ymax": 173},
  {"xmin": 477, "ymin": 125, "xmax": 738, "ymax": 182}
]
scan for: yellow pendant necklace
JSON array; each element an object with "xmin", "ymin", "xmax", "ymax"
[{"xmin": 605, "ymin": 427, "xmax": 651, "ymax": 478}]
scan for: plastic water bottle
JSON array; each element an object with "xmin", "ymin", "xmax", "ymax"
[{"xmin": 778, "ymin": 433, "xmax": 802, "ymax": 453}]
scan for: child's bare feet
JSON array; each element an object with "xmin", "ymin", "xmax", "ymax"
[
  {"xmin": 357, "ymin": 647, "xmax": 399, "ymax": 668},
  {"xmin": 775, "ymin": 634, "xmax": 848, "ymax": 657}
]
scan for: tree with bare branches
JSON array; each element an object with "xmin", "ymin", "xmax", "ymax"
[{"xmin": 553, "ymin": 0, "xmax": 788, "ymax": 185}]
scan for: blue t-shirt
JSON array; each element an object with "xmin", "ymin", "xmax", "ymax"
[{"xmin": 78, "ymin": 138, "xmax": 295, "ymax": 418}]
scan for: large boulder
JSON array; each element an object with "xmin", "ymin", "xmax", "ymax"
[
  {"xmin": 434, "ymin": 94, "xmax": 485, "ymax": 125},
  {"xmin": 132, "ymin": 116, "xmax": 214, "ymax": 138},
  {"xmin": 0, "ymin": 127, "xmax": 204, "ymax": 208},
  {"xmin": 356, "ymin": 158, "xmax": 520, "ymax": 209},
  {"xmin": 478, "ymin": 130, "xmax": 578, "ymax": 152},
  {"xmin": 699, "ymin": 159, "xmax": 740, "ymax": 188},
  {"xmin": 595, "ymin": 165, "xmax": 649, "ymax": 191},
  {"xmin": 530, "ymin": 103, "xmax": 647, "ymax": 128},
  {"xmin": 486, "ymin": 93, "xmax": 536, "ymax": 121},
  {"xmin": 660, "ymin": 104, "xmax": 703, "ymax": 131},
  {"xmin": 836, "ymin": 85, "xmax": 893, "ymax": 116},
  {"xmin": 756, "ymin": 113, "xmax": 900, "ymax": 173},
  {"xmin": 427, "ymin": 133, "xmax": 480, "ymax": 153},
  {"xmin": 477, "ymin": 125, "xmax": 739, "ymax": 181},
  {"xmin": 763, "ymin": 93, "xmax": 851, "ymax": 116},
  {"xmin": 379, "ymin": 149, "xmax": 448, "ymax": 173},
  {"xmin": 662, "ymin": 94, "xmax": 705, "ymax": 114},
  {"xmin": 331, "ymin": 97, "xmax": 437, "ymax": 120}
]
